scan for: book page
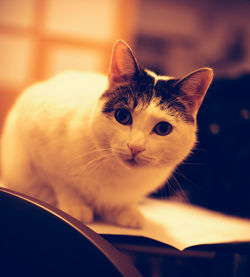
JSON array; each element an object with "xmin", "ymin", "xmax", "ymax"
[{"xmin": 88, "ymin": 198, "xmax": 250, "ymax": 251}]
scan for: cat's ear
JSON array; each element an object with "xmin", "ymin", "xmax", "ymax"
[
  {"xmin": 175, "ymin": 67, "xmax": 213, "ymax": 116},
  {"xmin": 108, "ymin": 40, "xmax": 139, "ymax": 86}
]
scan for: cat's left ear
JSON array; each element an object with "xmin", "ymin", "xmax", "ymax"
[
  {"xmin": 175, "ymin": 67, "xmax": 213, "ymax": 116},
  {"xmin": 108, "ymin": 40, "xmax": 139, "ymax": 87}
]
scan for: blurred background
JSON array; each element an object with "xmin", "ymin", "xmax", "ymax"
[{"xmin": 0, "ymin": 0, "xmax": 250, "ymax": 218}]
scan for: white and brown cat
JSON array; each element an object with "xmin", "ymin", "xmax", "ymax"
[{"xmin": 1, "ymin": 40, "xmax": 213, "ymax": 228}]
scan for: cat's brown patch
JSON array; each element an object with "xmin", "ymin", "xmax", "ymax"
[{"xmin": 101, "ymin": 69, "xmax": 195, "ymax": 123}]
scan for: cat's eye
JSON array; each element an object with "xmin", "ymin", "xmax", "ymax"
[
  {"xmin": 114, "ymin": 108, "xmax": 132, "ymax": 125},
  {"xmin": 153, "ymin": 121, "xmax": 172, "ymax": 136}
]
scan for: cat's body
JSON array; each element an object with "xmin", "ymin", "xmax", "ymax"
[{"xmin": 1, "ymin": 41, "xmax": 213, "ymax": 227}]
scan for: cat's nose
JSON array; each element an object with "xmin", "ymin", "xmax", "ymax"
[{"xmin": 127, "ymin": 143, "xmax": 145, "ymax": 157}]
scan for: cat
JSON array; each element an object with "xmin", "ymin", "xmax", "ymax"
[{"xmin": 0, "ymin": 40, "xmax": 213, "ymax": 228}]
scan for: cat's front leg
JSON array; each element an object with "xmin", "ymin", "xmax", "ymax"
[
  {"xmin": 53, "ymin": 185, "xmax": 94, "ymax": 223},
  {"xmin": 100, "ymin": 205, "xmax": 144, "ymax": 229}
]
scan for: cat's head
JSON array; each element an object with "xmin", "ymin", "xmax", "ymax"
[{"xmin": 92, "ymin": 40, "xmax": 213, "ymax": 169}]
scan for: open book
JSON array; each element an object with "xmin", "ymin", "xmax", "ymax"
[
  {"xmin": 88, "ymin": 198, "xmax": 250, "ymax": 251},
  {"xmin": 1, "ymin": 180, "xmax": 249, "ymax": 252}
]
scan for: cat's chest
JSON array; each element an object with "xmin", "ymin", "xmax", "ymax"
[{"xmin": 76, "ymin": 157, "xmax": 170, "ymax": 199}]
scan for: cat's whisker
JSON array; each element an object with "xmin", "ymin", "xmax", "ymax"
[
  {"xmin": 181, "ymin": 161, "xmax": 206, "ymax": 166},
  {"xmin": 82, "ymin": 153, "xmax": 113, "ymax": 170},
  {"xmin": 158, "ymin": 169, "xmax": 188, "ymax": 202},
  {"xmin": 151, "ymin": 161, "xmax": 171, "ymax": 199},
  {"xmin": 70, "ymin": 147, "xmax": 113, "ymax": 163},
  {"xmin": 138, "ymin": 157, "xmax": 157, "ymax": 166},
  {"xmin": 170, "ymin": 174, "xmax": 189, "ymax": 202},
  {"xmin": 160, "ymin": 169, "xmax": 178, "ymax": 200},
  {"xmin": 81, "ymin": 147, "xmax": 112, "ymax": 157},
  {"xmin": 174, "ymin": 168, "xmax": 202, "ymax": 190},
  {"xmin": 154, "ymin": 162, "xmax": 186, "ymax": 201},
  {"xmin": 193, "ymin": 147, "xmax": 208, "ymax": 152},
  {"xmin": 166, "ymin": 178, "xmax": 178, "ymax": 199}
]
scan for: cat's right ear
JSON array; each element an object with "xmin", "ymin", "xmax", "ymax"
[
  {"xmin": 108, "ymin": 40, "xmax": 139, "ymax": 87},
  {"xmin": 175, "ymin": 67, "xmax": 213, "ymax": 116}
]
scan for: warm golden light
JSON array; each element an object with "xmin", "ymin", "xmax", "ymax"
[{"xmin": 0, "ymin": 0, "xmax": 137, "ymax": 133}]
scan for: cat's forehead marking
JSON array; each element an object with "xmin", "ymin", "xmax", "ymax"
[
  {"xmin": 145, "ymin": 69, "xmax": 173, "ymax": 85},
  {"xmin": 101, "ymin": 69, "xmax": 194, "ymax": 123}
]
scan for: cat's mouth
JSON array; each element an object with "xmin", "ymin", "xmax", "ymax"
[
  {"xmin": 123, "ymin": 157, "xmax": 153, "ymax": 167},
  {"xmin": 124, "ymin": 158, "xmax": 140, "ymax": 167},
  {"xmin": 116, "ymin": 151, "xmax": 153, "ymax": 167}
]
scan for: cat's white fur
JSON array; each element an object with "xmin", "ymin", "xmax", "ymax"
[{"xmin": 1, "ymin": 40, "xmax": 213, "ymax": 228}]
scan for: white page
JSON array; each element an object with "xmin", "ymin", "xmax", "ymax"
[{"xmin": 88, "ymin": 198, "xmax": 250, "ymax": 251}]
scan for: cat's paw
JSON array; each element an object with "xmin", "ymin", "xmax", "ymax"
[
  {"xmin": 116, "ymin": 209, "xmax": 144, "ymax": 228},
  {"xmin": 105, "ymin": 207, "xmax": 144, "ymax": 229},
  {"xmin": 64, "ymin": 205, "xmax": 94, "ymax": 223}
]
